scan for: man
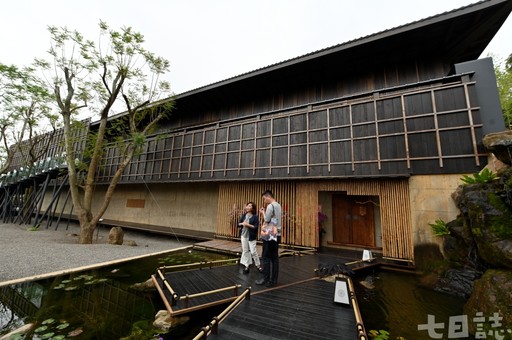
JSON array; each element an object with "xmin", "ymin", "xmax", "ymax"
[{"xmin": 256, "ymin": 189, "xmax": 282, "ymax": 287}]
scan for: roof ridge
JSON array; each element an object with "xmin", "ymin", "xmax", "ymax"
[{"xmin": 175, "ymin": 0, "xmax": 496, "ymax": 97}]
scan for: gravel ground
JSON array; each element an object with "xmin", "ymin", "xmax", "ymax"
[{"xmin": 0, "ymin": 222, "xmax": 194, "ymax": 282}]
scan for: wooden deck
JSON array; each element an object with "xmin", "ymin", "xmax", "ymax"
[
  {"xmin": 210, "ymin": 279, "xmax": 357, "ymax": 340},
  {"xmin": 153, "ymin": 250, "xmax": 375, "ymax": 339}
]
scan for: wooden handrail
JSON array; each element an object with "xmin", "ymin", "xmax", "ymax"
[
  {"xmin": 179, "ymin": 284, "xmax": 241, "ymax": 301},
  {"xmin": 193, "ymin": 288, "xmax": 251, "ymax": 340},
  {"xmin": 151, "ymin": 274, "xmax": 174, "ymax": 314},
  {"xmin": 156, "ymin": 269, "xmax": 179, "ymax": 305},
  {"xmin": 347, "ymin": 277, "xmax": 368, "ymax": 340}
]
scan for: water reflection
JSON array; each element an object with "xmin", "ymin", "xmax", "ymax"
[
  {"xmin": 0, "ymin": 250, "xmax": 232, "ymax": 339},
  {"xmin": 357, "ymin": 271, "xmax": 466, "ymax": 340},
  {"xmin": 0, "ymin": 283, "xmax": 40, "ymax": 335}
]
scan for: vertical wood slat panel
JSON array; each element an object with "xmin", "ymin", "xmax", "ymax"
[
  {"xmin": 216, "ymin": 179, "xmax": 414, "ymax": 260},
  {"xmin": 215, "ymin": 182, "xmax": 296, "ymax": 246}
]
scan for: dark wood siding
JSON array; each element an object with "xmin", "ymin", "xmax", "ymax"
[
  {"xmin": 160, "ymin": 59, "xmax": 449, "ymax": 132},
  {"xmin": 95, "ymin": 74, "xmax": 485, "ymax": 184}
]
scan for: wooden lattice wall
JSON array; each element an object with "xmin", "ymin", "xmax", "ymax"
[
  {"xmin": 216, "ymin": 179, "xmax": 413, "ymax": 261},
  {"xmin": 95, "ymin": 76, "xmax": 486, "ymax": 185}
]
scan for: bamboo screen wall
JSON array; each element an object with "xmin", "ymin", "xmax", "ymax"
[
  {"xmin": 216, "ymin": 181, "xmax": 297, "ymax": 245},
  {"xmin": 95, "ymin": 74, "xmax": 486, "ymax": 184},
  {"xmin": 217, "ymin": 179, "xmax": 414, "ymax": 261}
]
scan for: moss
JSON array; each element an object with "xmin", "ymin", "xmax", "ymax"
[
  {"xmin": 465, "ymin": 269, "xmax": 512, "ymax": 334},
  {"xmin": 487, "ymin": 193, "xmax": 512, "ymax": 239}
]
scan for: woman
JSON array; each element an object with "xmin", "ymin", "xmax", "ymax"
[{"xmin": 238, "ymin": 202, "xmax": 262, "ymax": 274}]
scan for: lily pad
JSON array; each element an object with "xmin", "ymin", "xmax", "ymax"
[
  {"xmin": 40, "ymin": 332, "xmax": 55, "ymax": 339},
  {"xmin": 52, "ymin": 335, "xmax": 66, "ymax": 340},
  {"xmin": 56, "ymin": 322, "xmax": 70, "ymax": 330},
  {"xmin": 64, "ymin": 286, "xmax": 78, "ymax": 291},
  {"xmin": 61, "ymin": 280, "xmax": 71, "ymax": 284},
  {"xmin": 35, "ymin": 325, "xmax": 48, "ymax": 333},
  {"xmin": 53, "ymin": 284, "xmax": 65, "ymax": 290},
  {"xmin": 42, "ymin": 318, "xmax": 55, "ymax": 325},
  {"xmin": 96, "ymin": 278, "xmax": 108, "ymax": 283},
  {"xmin": 73, "ymin": 276, "xmax": 83, "ymax": 281}
]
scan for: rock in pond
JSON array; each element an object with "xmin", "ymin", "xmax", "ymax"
[
  {"xmin": 434, "ymin": 267, "xmax": 481, "ymax": 298},
  {"xmin": 130, "ymin": 278, "xmax": 155, "ymax": 291},
  {"xmin": 153, "ymin": 310, "xmax": 190, "ymax": 332}
]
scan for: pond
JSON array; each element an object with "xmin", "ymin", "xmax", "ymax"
[
  {"xmin": 357, "ymin": 270, "xmax": 467, "ymax": 340},
  {"xmin": 1, "ymin": 251, "xmax": 470, "ymax": 340},
  {"xmin": 0, "ymin": 248, "xmax": 235, "ymax": 340}
]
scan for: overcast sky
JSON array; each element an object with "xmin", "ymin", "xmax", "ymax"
[{"xmin": 1, "ymin": 0, "xmax": 511, "ymax": 95}]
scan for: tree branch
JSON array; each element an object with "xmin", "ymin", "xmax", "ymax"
[{"xmin": 101, "ymin": 61, "xmax": 112, "ymax": 96}]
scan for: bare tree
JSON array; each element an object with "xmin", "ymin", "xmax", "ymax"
[{"xmin": 35, "ymin": 22, "xmax": 173, "ymax": 243}]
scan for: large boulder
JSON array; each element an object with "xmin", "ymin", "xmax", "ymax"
[
  {"xmin": 464, "ymin": 269, "xmax": 512, "ymax": 334},
  {"xmin": 108, "ymin": 227, "xmax": 124, "ymax": 245},
  {"xmin": 457, "ymin": 183, "xmax": 512, "ymax": 269},
  {"xmin": 482, "ymin": 130, "xmax": 512, "ymax": 165},
  {"xmin": 443, "ymin": 218, "xmax": 488, "ymax": 271}
]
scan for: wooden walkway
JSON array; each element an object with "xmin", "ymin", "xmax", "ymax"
[
  {"xmin": 153, "ymin": 251, "xmax": 374, "ymax": 339},
  {"xmin": 210, "ymin": 279, "xmax": 357, "ymax": 340}
]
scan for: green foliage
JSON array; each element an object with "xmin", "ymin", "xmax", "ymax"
[
  {"xmin": 461, "ymin": 168, "xmax": 499, "ymax": 184},
  {"xmin": 429, "ymin": 219, "xmax": 450, "ymax": 237},
  {"xmin": 494, "ymin": 53, "xmax": 512, "ymax": 128},
  {"xmin": 369, "ymin": 330, "xmax": 406, "ymax": 340},
  {"xmin": 0, "ymin": 62, "xmax": 57, "ymax": 173}
]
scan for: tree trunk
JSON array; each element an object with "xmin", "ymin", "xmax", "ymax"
[
  {"xmin": 79, "ymin": 220, "xmax": 96, "ymax": 244},
  {"xmin": 77, "ymin": 208, "xmax": 95, "ymax": 244}
]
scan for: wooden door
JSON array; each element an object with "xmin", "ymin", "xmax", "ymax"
[{"xmin": 332, "ymin": 195, "xmax": 375, "ymax": 247}]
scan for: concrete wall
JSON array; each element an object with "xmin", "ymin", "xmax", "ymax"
[
  {"xmin": 408, "ymin": 174, "xmax": 463, "ymax": 246},
  {"xmin": 43, "ymin": 182, "xmax": 219, "ymax": 233}
]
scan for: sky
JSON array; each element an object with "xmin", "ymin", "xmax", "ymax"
[{"xmin": 1, "ymin": 0, "xmax": 511, "ymax": 95}]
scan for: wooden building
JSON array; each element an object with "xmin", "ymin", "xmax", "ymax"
[{"xmin": 2, "ymin": 0, "xmax": 512, "ymax": 263}]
